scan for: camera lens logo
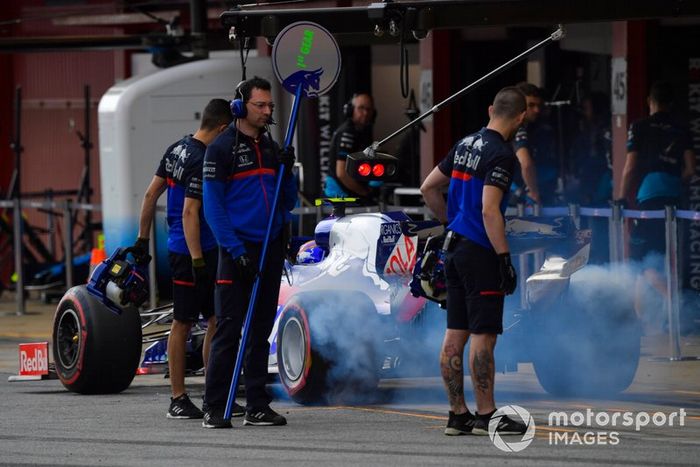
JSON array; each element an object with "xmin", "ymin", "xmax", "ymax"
[{"xmin": 489, "ymin": 405, "xmax": 536, "ymax": 452}]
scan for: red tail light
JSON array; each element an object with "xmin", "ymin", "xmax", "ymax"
[
  {"xmin": 358, "ymin": 163, "xmax": 371, "ymax": 176},
  {"xmin": 372, "ymin": 163, "xmax": 385, "ymax": 177}
]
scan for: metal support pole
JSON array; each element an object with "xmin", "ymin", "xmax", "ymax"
[
  {"xmin": 13, "ymin": 198, "xmax": 25, "ymax": 315},
  {"xmin": 609, "ymin": 203, "xmax": 623, "ymax": 264},
  {"xmin": 568, "ymin": 203, "xmax": 581, "ymax": 230},
  {"xmin": 531, "ymin": 203, "xmax": 544, "ymax": 272},
  {"xmin": 664, "ymin": 206, "xmax": 683, "ymax": 360},
  {"xmin": 374, "ymin": 27, "xmax": 564, "ymax": 148},
  {"xmin": 516, "ymin": 203, "xmax": 528, "ymax": 309},
  {"xmin": 62, "ymin": 200, "xmax": 74, "ymax": 288},
  {"xmin": 532, "ymin": 203, "xmax": 541, "ymax": 217},
  {"xmin": 618, "ymin": 208, "xmax": 627, "ymax": 263},
  {"xmin": 149, "ymin": 224, "xmax": 157, "ymax": 308}
]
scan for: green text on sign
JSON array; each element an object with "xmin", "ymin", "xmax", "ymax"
[{"xmin": 297, "ymin": 29, "xmax": 315, "ymax": 68}]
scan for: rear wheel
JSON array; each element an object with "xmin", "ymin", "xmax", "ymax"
[
  {"xmin": 531, "ymin": 283, "xmax": 641, "ymax": 397},
  {"xmin": 52, "ymin": 285, "xmax": 142, "ymax": 394},
  {"xmin": 276, "ymin": 291, "xmax": 383, "ymax": 405}
]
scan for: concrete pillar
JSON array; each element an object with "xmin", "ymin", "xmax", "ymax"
[
  {"xmin": 611, "ymin": 21, "xmax": 648, "ymax": 200},
  {"xmin": 419, "ymin": 30, "xmax": 455, "ymax": 180}
]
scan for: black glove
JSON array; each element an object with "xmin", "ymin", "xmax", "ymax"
[
  {"xmin": 232, "ymin": 253, "xmax": 259, "ymax": 283},
  {"xmin": 277, "ymin": 146, "xmax": 295, "ymax": 177},
  {"xmin": 497, "ymin": 253, "xmax": 517, "ymax": 295},
  {"xmin": 132, "ymin": 237, "xmax": 152, "ymax": 266},
  {"xmin": 191, "ymin": 257, "xmax": 210, "ymax": 286}
]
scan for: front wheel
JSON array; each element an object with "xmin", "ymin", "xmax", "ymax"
[
  {"xmin": 52, "ymin": 285, "xmax": 142, "ymax": 394},
  {"xmin": 276, "ymin": 291, "xmax": 383, "ymax": 405}
]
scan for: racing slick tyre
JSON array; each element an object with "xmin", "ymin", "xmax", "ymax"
[
  {"xmin": 52, "ymin": 285, "xmax": 142, "ymax": 394},
  {"xmin": 531, "ymin": 283, "xmax": 641, "ymax": 397},
  {"xmin": 276, "ymin": 291, "xmax": 383, "ymax": 405}
]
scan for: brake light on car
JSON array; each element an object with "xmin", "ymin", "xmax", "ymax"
[
  {"xmin": 372, "ymin": 163, "xmax": 385, "ymax": 177},
  {"xmin": 346, "ymin": 149, "xmax": 399, "ymax": 181},
  {"xmin": 358, "ymin": 163, "xmax": 372, "ymax": 177}
]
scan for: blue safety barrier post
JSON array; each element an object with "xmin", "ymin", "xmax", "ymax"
[{"xmin": 224, "ymin": 84, "xmax": 303, "ymax": 419}]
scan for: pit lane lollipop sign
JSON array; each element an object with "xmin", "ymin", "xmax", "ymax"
[{"xmin": 272, "ymin": 21, "xmax": 341, "ymax": 97}]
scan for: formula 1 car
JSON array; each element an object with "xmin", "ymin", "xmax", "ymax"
[
  {"xmin": 49, "ymin": 201, "xmax": 641, "ymax": 401},
  {"xmin": 272, "ymin": 201, "xmax": 641, "ymax": 403}
]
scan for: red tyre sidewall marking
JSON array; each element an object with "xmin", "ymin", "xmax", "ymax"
[{"xmin": 58, "ymin": 291, "xmax": 88, "ymax": 385}]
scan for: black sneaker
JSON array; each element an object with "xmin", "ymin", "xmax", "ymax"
[
  {"xmin": 231, "ymin": 401, "xmax": 245, "ymax": 418},
  {"xmin": 202, "ymin": 409, "xmax": 233, "ymax": 429},
  {"xmin": 202, "ymin": 400, "xmax": 245, "ymax": 418},
  {"xmin": 444, "ymin": 410, "xmax": 475, "ymax": 436},
  {"xmin": 167, "ymin": 393, "xmax": 204, "ymax": 419},
  {"xmin": 472, "ymin": 412, "xmax": 527, "ymax": 436},
  {"xmin": 243, "ymin": 406, "xmax": 287, "ymax": 426}
]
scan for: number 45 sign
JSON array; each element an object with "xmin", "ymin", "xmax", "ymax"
[{"xmin": 611, "ymin": 57, "xmax": 627, "ymax": 115}]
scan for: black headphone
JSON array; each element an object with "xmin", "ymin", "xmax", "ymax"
[
  {"xmin": 343, "ymin": 94, "xmax": 377, "ymax": 123},
  {"xmin": 230, "ymin": 80, "xmax": 248, "ymax": 119}
]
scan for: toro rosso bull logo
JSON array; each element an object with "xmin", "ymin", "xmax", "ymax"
[{"xmin": 282, "ymin": 68, "xmax": 324, "ymax": 98}]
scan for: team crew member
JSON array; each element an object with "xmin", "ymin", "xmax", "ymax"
[
  {"xmin": 325, "ymin": 93, "xmax": 376, "ymax": 198},
  {"xmin": 420, "ymin": 87, "xmax": 527, "ymax": 437},
  {"xmin": 133, "ymin": 98, "xmax": 232, "ymax": 419},
  {"xmin": 512, "ymin": 82, "xmax": 556, "ymax": 204},
  {"xmin": 619, "ymin": 81, "xmax": 696, "ymax": 328},
  {"xmin": 201, "ymin": 76, "xmax": 297, "ymax": 429}
]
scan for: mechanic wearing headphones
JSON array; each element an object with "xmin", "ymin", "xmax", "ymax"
[
  {"xmin": 133, "ymin": 98, "xmax": 232, "ymax": 420},
  {"xmin": 325, "ymin": 92, "xmax": 376, "ymax": 199},
  {"xmin": 201, "ymin": 76, "xmax": 297, "ymax": 429},
  {"xmin": 420, "ymin": 87, "xmax": 527, "ymax": 437}
]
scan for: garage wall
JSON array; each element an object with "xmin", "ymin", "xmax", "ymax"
[{"xmin": 3, "ymin": 2, "xmax": 126, "ymax": 265}]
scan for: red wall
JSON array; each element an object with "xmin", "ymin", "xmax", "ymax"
[{"xmin": 1, "ymin": 1, "xmax": 127, "ymax": 262}]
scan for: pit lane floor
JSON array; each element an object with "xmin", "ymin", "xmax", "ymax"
[{"xmin": 1, "ymin": 295, "xmax": 700, "ymax": 466}]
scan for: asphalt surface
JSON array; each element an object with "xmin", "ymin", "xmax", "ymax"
[{"xmin": 1, "ymin": 295, "xmax": 700, "ymax": 466}]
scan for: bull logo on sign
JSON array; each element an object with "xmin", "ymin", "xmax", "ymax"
[{"xmin": 282, "ymin": 68, "xmax": 324, "ymax": 98}]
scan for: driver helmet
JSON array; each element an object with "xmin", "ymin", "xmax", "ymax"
[{"xmin": 296, "ymin": 240, "xmax": 326, "ymax": 264}]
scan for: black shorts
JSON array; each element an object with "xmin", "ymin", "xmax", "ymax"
[
  {"xmin": 629, "ymin": 197, "xmax": 678, "ymax": 261},
  {"xmin": 445, "ymin": 237, "xmax": 504, "ymax": 334},
  {"xmin": 168, "ymin": 248, "xmax": 218, "ymax": 322}
]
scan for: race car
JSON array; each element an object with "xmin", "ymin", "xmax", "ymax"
[
  {"xmin": 271, "ymin": 200, "xmax": 641, "ymax": 403},
  {"xmin": 49, "ymin": 200, "xmax": 641, "ymax": 401}
]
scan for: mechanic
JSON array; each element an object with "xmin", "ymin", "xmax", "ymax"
[
  {"xmin": 420, "ymin": 87, "xmax": 527, "ymax": 437},
  {"xmin": 324, "ymin": 93, "xmax": 376, "ymax": 199},
  {"xmin": 133, "ymin": 98, "xmax": 232, "ymax": 419},
  {"xmin": 201, "ymin": 76, "xmax": 297, "ymax": 429},
  {"xmin": 512, "ymin": 82, "xmax": 557, "ymax": 205},
  {"xmin": 618, "ymin": 81, "xmax": 696, "ymax": 330}
]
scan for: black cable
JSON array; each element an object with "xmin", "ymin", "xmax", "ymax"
[
  {"xmin": 234, "ymin": 35, "xmax": 250, "ymax": 156},
  {"xmin": 233, "ymin": 119, "xmax": 240, "ymax": 156},
  {"xmin": 138, "ymin": 9, "xmax": 171, "ymax": 26},
  {"xmin": 239, "ymin": 36, "xmax": 250, "ymax": 81},
  {"xmin": 399, "ymin": 15, "xmax": 409, "ymax": 99}
]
